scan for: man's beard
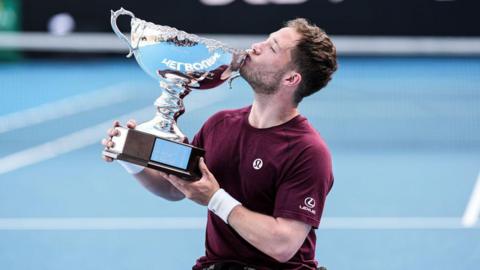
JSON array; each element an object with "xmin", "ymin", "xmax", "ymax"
[{"xmin": 240, "ymin": 65, "xmax": 287, "ymax": 95}]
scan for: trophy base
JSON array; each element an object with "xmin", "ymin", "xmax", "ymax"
[
  {"xmin": 136, "ymin": 120, "xmax": 185, "ymax": 142},
  {"xmin": 103, "ymin": 127, "xmax": 204, "ymax": 181}
]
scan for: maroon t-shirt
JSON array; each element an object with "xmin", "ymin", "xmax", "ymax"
[{"xmin": 191, "ymin": 106, "xmax": 333, "ymax": 270}]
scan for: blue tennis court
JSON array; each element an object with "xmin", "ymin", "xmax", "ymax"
[{"xmin": 0, "ymin": 56, "xmax": 479, "ymax": 269}]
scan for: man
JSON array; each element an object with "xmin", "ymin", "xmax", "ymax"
[{"xmin": 102, "ymin": 18, "xmax": 337, "ymax": 270}]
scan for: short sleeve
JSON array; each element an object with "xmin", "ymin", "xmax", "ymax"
[
  {"xmin": 273, "ymin": 146, "xmax": 333, "ymax": 229},
  {"xmin": 191, "ymin": 110, "xmax": 230, "ymax": 149}
]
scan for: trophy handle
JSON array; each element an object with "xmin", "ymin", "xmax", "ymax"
[{"xmin": 111, "ymin": 7, "xmax": 136, "ymax": 58}]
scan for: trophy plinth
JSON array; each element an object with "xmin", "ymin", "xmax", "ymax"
[{"xmin": 103, "ymin": 8, "xmax": 246, "ymax": 180}]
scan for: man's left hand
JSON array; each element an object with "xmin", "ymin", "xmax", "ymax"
[{"xmin": 159, "ymin": 157, "xmax": 220, "ymax": 206}]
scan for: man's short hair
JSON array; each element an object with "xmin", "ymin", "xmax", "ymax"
[{"xmin": 286, "ymin": 18, "xmax": 337, "ymax": 104}]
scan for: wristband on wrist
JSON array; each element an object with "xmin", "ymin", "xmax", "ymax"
[
  {"xmin": 117, "ymin": 160, "xmax": 145, "ymax": 175},
  {"xmin": 208, "ymin": 188, "xmax": 241, "ymax": 224}
]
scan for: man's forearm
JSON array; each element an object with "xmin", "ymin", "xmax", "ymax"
[
  {"xmin": 157, "ymin": 160, "xmax": 310, "ymax": 262},
  {"xmin": 134, "ymin": 168, "xmax": 185, "ymax": 201},
  {"xmin": 227, "ymin": 206, "xmax": 309, "ymax": 263}
]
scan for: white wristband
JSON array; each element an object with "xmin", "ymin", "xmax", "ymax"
[
  {"xmin": 117, "ymin": 160, "xmax": 144, "ymax": 175},
  {"xmin": 208, "ymin": 188, "xmax": 241, "ymax": 224}
]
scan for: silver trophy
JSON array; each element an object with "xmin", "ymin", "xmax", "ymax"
[{"xmin": 104, "ymin": 8, "xmax": 246, "ymax": 179}]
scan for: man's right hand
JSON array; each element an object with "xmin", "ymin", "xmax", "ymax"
[{"xmin": 101, "ymin": 119, "xmax": 137, "ymax": 162}]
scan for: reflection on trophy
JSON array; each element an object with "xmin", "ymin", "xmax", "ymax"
[{"xmin": 103, "ymin": 8, "xmax": 247, "ymax": 180}]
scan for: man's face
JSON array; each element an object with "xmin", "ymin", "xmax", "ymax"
[{"xmin": 240, "ymin": 27, "xmax": 301, "ymax": 94}]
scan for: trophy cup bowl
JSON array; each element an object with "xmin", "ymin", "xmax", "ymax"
[{"xmin": 103, "ymin": 8, "xmax": 246, "ymax": 179}]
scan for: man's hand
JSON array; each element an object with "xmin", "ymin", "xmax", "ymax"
[
  {"xmin": 101, "ymin": 119, "xmax": 137, "ymax": 162},
  {"xmin": 101, "ymin": 119, "xmax": 184, "ymax": 200},
  {"xmin": 159, "ymin": 157, "xmax": 220, "ymax": 205}
]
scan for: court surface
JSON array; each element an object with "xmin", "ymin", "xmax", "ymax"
[{"xmin": 0, "ymin": 56, "xmax": 479, "ymax": 269}]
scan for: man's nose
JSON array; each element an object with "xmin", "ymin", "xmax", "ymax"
[{"xmin": 251, "ymin": 42, "xmax": 263, "ymax": 55}]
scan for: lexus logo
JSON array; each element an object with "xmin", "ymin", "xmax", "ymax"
[
  {"xmin": 304, "ymin": 197, "xmax": 315, "ymax": 208},
  {"xmin": 253, "ymin": 158, "xmax": 263, "ymax": 170}
]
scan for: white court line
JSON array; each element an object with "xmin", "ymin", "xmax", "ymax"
[
  {"xmin": 462, "ymin": 171, "xmax": 480, "ymax": 227},
  {"xmin": 0, "ymin": 107, "xmax": 152, "ymax": 175},
  {"xmin": 0, "ymin": 82, "xmax": 145, "ymax": 135},
  {"xmin": 0, "ymin": 92, "xmax": 228, "ymax": 176},
  {"xmin": 321, "ymin": 217, "xmax": 478, "ymax": 230},
  {"xmin": 0, "ymin": 217, "xmax": 478, "ymax": 230},
  {"xmin": 0, "ymin": 218, "xmax": 207, "ymax": 230}
]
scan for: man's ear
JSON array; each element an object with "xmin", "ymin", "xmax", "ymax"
[{"xmin": 283, "ymin": 72, "xmax": 302, "ymax": 87}]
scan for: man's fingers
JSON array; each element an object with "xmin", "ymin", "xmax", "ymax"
[
  {"xmin": 108, "ymin": 121, "xmax": 121, "ymax": 137},
  {"xmin": 126, "ymin": 119, "xmax": 137, "ymax": 129},
  {"xmin": 165, "ymin": 173, "xmax": 184, "ymax": 186},
  {"xmin": 102, "ymin": 155, "xmax": 113, "ymax": 162},
  {"xmin": 199, "ymin": 157, "xmax": 210, "ymax": 177},
  {"xmin": 102, "ymin": 120, "xmax": 121, "ymax": 163},
  {"xmin": 158, "ymin": 171, "xmax": 167, "ymax": 179},
  {"xmin": 164, "ymin": 174, "xmax": 186, "ymax": 193},
  {"xmin": 163, "ymin": 173, "xmax": 190, "ymax": 189},
  {"xmin": 101, "ymin": 138, "xmax": 109, "ymax": 147},
  {"xmin": 108, "ymin": 128, "xmax": 120, "ymax": 137},
  {"xmin": 101, "ymin": 138, "xmax": 114, "ymax": 148},
  {"xmin": 169, "ymin": 174, "xmax": 187, "ymax": 184}
]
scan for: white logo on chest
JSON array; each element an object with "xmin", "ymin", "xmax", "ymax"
[{"xmin": 252, "ymin": 158, "xmax": 263, "ymax": 170}]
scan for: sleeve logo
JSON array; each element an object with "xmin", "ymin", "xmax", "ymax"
[
  {"xmin": 304, "ymin": 197, "xmax": 315, "ymax": 208},
  {"xmin": 299, "ymin": 197, "xmax": 316, "ymax": 214}
]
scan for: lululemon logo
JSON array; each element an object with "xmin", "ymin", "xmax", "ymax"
[
  {"xmin": 253, "ymin": 158, "xmax": 263, "ymax": 170},
  {"xmin": 304, "ymin": 197, "xmax": 315, "ymax": 208}
]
